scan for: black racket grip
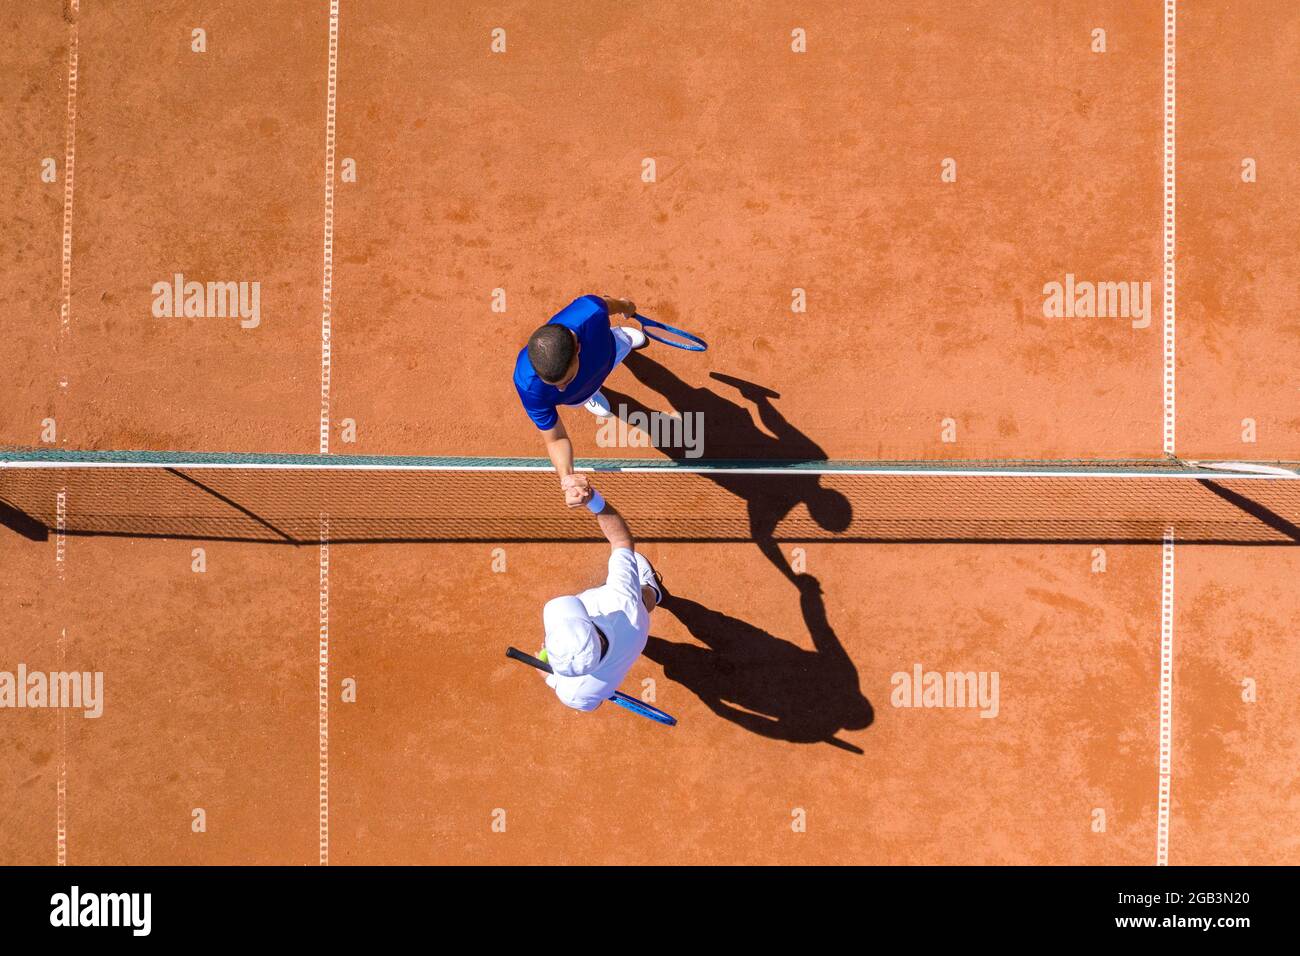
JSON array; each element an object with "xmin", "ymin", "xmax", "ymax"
[{"xmin": 506, "ymin": 646, "xmax": 553, "ymax": 675}]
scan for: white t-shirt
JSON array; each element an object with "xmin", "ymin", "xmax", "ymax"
[{"xmin": 547, "ymin": 548, "xmax": 650, "ymax": 711}]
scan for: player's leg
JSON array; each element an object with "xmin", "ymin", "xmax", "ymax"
[
  {"xmin": 632, "ymin": 552, "xmax": 663, "ymax": 612},
  {"xmin": 611, "ymin": 326, "xmax": 648, "ymax": 364}
]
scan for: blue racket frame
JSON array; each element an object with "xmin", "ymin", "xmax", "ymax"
[
  {"xmin": 506, "ymin": 646, "xmax": 678, "ymax": 726},
  {"xmin": 635, "ymin": 313, "xmax": 708, "ymax": 352},
  {"xmin": 608, "ymin": 691, "xmax": 677, "ymax": 726}
]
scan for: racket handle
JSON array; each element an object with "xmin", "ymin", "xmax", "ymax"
[{"xmin": 506, "ymin": 646, "xmax": 553, "ymax": 675}]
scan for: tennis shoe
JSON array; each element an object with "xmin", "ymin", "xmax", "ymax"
[
  {"xmin": 620, "ymin": 326, "xmax": 649, "ymax": 351},
  {"xmin": 633, "ymin": 552, "xmax": 664, "ymax": 605},
  {"xmin": 583, "ymin": 390, "xmax": 612, "ymax": 418}
]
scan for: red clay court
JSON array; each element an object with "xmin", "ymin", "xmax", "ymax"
[{"xmin": 1, "ymin": 1, "xmax": 1298, "ymax": 866}]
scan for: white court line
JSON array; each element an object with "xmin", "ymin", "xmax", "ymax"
[
  {"xmin": 1163, "ymin": 1, "xmax": 1177, "ymax": 456},
  {"xmin": 1157, "ymin": 530, "xmax": 1175, "ymax": 865},
  {"xmin": 1156, "ymin": 0, "xmax": 1178, "ymax": 868},
  {"xmin": 3, "ymin": 459, "xmax": 1297, "ymax": 480},
  {"xmin": 60, "ymin": 1, "xmax": 79, "ymax": 342},
  {"xmin": 57, "ymin": 702, "xmax": 67, "ymax": 866},
  {"xmin": 317, "ymin": 0, "xmax": 341, "ymax": 867},
  {"xmin": 320, "ymin": 1, "xmax": 339, "ymax": 458},
  {"xmin": 318, "ymin": 519, "xmax": 330, "ymax": 866},
  {"xmin": 56, "ymin": 501, "xmax": 68, "ymax": 867},
  {"xmin": 56, "ymin": 0, "xmax": 81, "ymax": 868}
]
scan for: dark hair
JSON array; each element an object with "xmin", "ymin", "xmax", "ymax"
[{"xmin": 527, "ymin": 324, "xmax": 577, "ymax": 383}]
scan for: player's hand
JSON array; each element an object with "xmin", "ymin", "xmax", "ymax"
[
  {"xmin": 601, "ymin": 294, "xmax": 636, "ymax": 317},
  {"xmin": 793, "ymin": 573, "xmax": 823, "ymax": 596},
  {"xmin": 560, "ymin": 473, "xmax": 592, "ymax": 508},
  {"xmin": 563, "ymin": 484, "xmax": 591, "ymax": 507}
]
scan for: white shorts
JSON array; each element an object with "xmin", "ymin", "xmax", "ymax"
[{"xmin": 609, "ymin": 326, "xmax": 638, "ymax": 366}]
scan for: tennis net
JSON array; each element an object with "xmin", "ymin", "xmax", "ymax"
[{"xmin": 2, "ymin": 449, "xmax": 1299, "ymax": 545}]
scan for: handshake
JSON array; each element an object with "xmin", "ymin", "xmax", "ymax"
[{"xmin": 560, "ymin": 473, "xmax": 594, "ymax": 508}]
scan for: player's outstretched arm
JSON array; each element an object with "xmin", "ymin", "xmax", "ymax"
[
  {"xmin": 541, "ymin": 421, "xmax": 592, "ymax": 507},
  {"xmin": 541, "ymin": 419, "xmax": 574, "ymax": 478},
  {"xmin": 583, "ymin": 486, "xmax": 634, "ymax": 552}
]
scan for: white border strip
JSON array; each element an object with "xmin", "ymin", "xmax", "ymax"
[
  {"xmin": 56, "ymin": 506, "xmax": 68, "ymax": 867},
  {"xmin": 1156, "ymin": 529, "xmax": 1175, "ymax": 865},
  {"xmin": 317, "ymin": 0, "xmax": 341, "ymax": 867},
  {"xmin": 1162, "ymin": 0, "xmax": 1177, "ymax": 456},
  {"xmin": 1185, "ymin": 460, "xmax": 1298, "ymax": 477},
  {"xmin": 1156, "ymin": 0, "xmax": 1178, "ymax": 868},
  {"xmin": 59, "ymin": 1, "xmax": 79, "ymax": 341},
  {"xmin": 318, "ymin": 518, "xmax": 330, "ymax": 866},
  {"xmin": 3, "ymin": 461, "xmax": 1297, "ymax": 480},
  {"xmin": 320, "ymin": 1, "xmax": 339, "ymax": 457},
  {"xmin": 55, "ymin": 0, "xmax": 80, "ymax": 868},
  {"xmin": 56, "ymin": 709, "xmax": 67, "ymax": 865},
  {"xmin": 54, "ymin": 490, "xmax": 67, "ymax": 572}
]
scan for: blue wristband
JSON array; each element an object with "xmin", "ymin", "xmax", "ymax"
[{"xmin": 586, "ymin": 490, "xmax": 607, "ymax": 514}]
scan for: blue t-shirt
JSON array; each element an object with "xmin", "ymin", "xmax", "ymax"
[{"xmin": 513, "ymin": 295, "xmax": 615, "ymax": 430}]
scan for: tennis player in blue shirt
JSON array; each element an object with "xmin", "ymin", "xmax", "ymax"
[{"xmin": 514, "ymin": 295, "xmax": 647, "ymax": 507}]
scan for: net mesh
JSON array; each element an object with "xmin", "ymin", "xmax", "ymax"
[{"xmin": 2, "ymin": 452, "xmax": 1299, "ymax": 545}]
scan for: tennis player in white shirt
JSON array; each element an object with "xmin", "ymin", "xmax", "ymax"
[{"xmin": 539, "ymin": 478, "xmax": 663, "ymax": 712}]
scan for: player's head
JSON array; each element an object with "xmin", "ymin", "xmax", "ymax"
[
  {"xmin": 543, "ymin": 596, "xmax": 601, "ymax": 677},
  {"xmin": 843, "ymin": 692, "xmax": 874, "ymax": 730},
  {"xmin": 807, "ymin": 486, "xmax": 852, "ymax": 533},
  {"xmin": 528, "ymin": 324, "xmax": 580, "ymax": 387}
]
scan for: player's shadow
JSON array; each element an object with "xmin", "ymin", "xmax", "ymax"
[
  {"xmin": 646, "ymin": 574, "xmax": 873, "ymax": 754},
  {"xmin": 607, "ymin": 356, "xmax": 871, "ymax": 751},
  {"xmin": 604, "ymin": 354, "xmax": 853, "ymax": 583}
]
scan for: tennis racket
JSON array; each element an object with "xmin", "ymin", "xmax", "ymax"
[
  {"xmin": 505, "ymin": 646, "xmax": 678, "ymax": 727},
  {"xmin": 635, "ymin": 313, "xmax": 708, "ymax": 352}
]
